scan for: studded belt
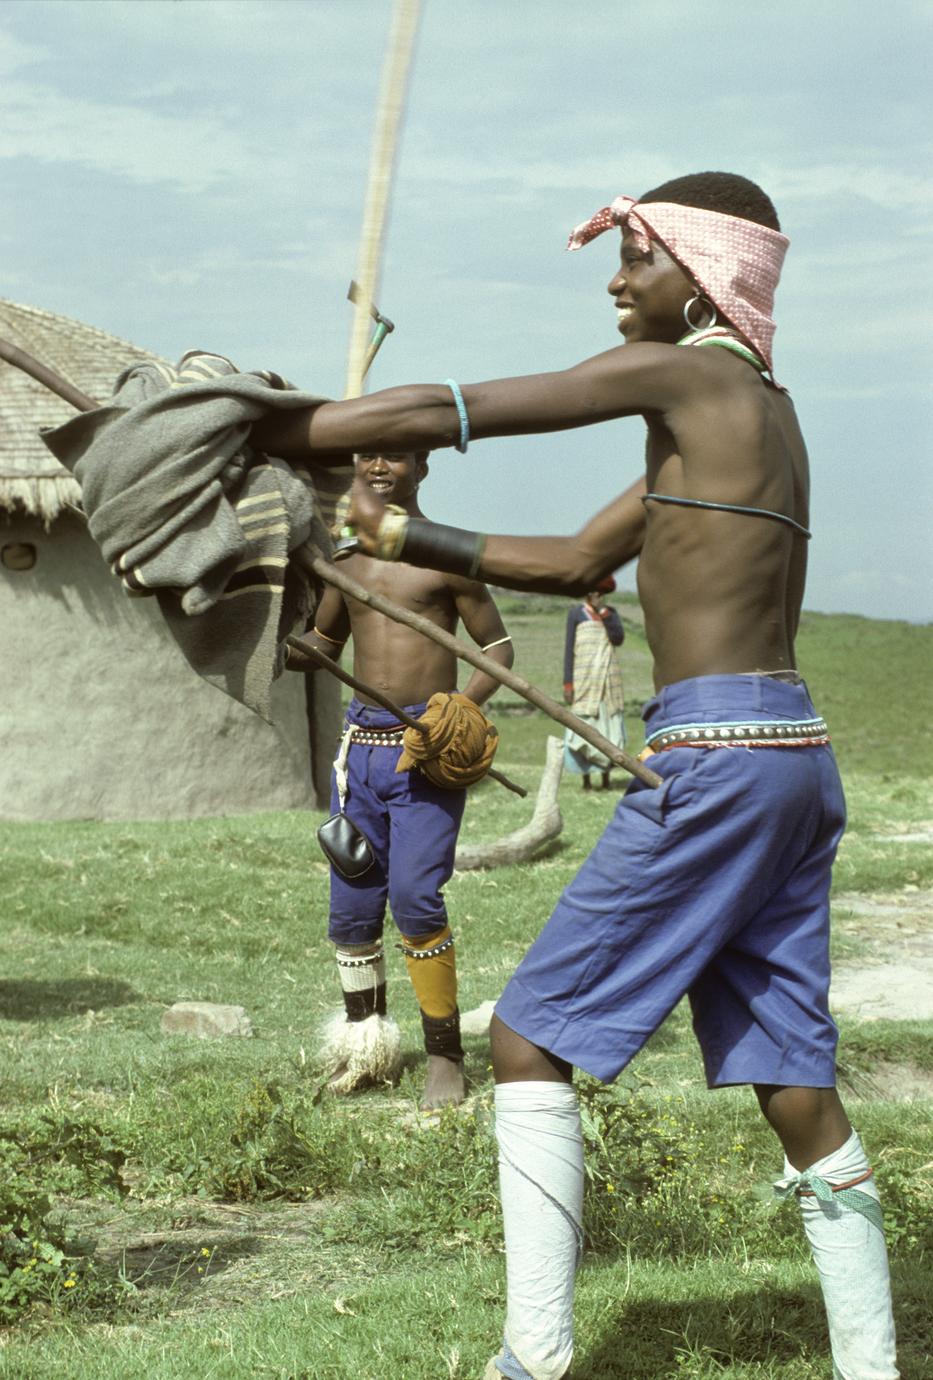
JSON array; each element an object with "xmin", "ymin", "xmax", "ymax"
[
  {"xmin": 646, "ymin": 717, "xmax": 830, "ymax": 753},
  {"xmin": 346, "ymin": 726, "xmax": 405, "ymax": 747}
]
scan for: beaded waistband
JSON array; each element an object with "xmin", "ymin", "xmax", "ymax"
[
  {"xmin": 346, "ymin": 726, "xmax": 405, "ymax": 747},
  {"xmin": 646, "ymin": 717, "xmax": 830, "ymax": 752}
]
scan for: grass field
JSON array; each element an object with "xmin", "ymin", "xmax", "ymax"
[{"xmin": 1, "ymin": 600, "xmax": 931, "ymax": 1379}]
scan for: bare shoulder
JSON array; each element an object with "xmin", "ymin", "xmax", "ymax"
[
  {"xmin": 576, "ymin": 339, "xmax": 728, "ymax": 383},
  {"xmin": 568, "ymin": 340, "xmax": 740, "ymax": 414},
  {"xmin": 442, "ymin": 572, "xmax": 495, "ymax": 599}
]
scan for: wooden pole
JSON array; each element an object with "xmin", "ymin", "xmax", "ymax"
[{"xmin": 344, "ymin": 0, "xmax": 422, "ymax": 399}]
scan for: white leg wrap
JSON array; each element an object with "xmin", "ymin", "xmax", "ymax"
[
  {"xmin": 318, "ymin": 1010, "xmax": 402, "ymax": 1093},
  {"xmin": 335, "ymin": 943, "xmax": 386, "ymax": 994},
  {"xmin": 495, "ymin": 1082, "xmax": 583, "ymax": 1380},
  {"xmin": 776, "ymin": 1130, "xmax": 899, "ymax": 1379}
]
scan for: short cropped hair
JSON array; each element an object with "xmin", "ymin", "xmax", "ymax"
[{"xmin": 639, "ymin": 172, "xmax": 781, "ymax": 232}]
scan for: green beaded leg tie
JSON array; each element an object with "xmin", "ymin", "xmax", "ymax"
[{"xmin": 773, "ymin": 1166, "xmax": 884, "ymax": 1233}]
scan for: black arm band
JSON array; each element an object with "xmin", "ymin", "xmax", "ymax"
[{"xmin": 400, "ymin": 519, "xmax": 486, "ymax": 579}]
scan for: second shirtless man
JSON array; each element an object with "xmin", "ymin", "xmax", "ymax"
[{"xmin": 289, "ymin": 450, "xmax": 513, "ymax": 1110}]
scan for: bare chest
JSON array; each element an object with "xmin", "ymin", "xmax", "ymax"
[{"xmin": 345, "ymin": 556, "xmax": 456, "ymax": 634}]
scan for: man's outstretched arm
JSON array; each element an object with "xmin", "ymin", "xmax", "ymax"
[
  {"xmin": 348, "ymin": 474, "xmax": 648, "ymax": 597},
  {"xmin": 251, "ymin": 343, "xmax": 707, "ymax": 462}
]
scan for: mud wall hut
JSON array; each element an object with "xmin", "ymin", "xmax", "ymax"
[{"xmin": 0, "ymin": 299, "xmax": 340, "ymax": 821}]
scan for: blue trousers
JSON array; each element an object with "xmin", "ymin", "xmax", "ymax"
[
  {"xmin": 328, "ymin": 699, "xmax": 467, "ymax": 946},
  {"xmin": 496, "ymin": 675, "xmax": 846, "ymax": 1087}
]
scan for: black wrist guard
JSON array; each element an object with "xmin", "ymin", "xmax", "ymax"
[{"xmin": 401, "ymin": 519, "xmax": 485, "ymax": 579}]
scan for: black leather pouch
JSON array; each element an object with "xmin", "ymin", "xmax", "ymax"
[{"xmin": 317, "ymin": 812, "xmax": 375, "ymax": 879}]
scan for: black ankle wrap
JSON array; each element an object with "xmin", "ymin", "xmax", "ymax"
[
  {"xmin": 421, "ymin": 1009, "xmax": 464, "ymax": 1061},
  {"xmin": 344, "ymin": 983, "xmax": 387, "ymax": 1022}
]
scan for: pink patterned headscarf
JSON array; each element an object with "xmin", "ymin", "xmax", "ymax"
[{"xmin": 567, "ymin": 194, "xmax": 789, "ymax": 377}]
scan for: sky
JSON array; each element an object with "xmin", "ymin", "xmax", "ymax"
[{"xmin": 2, "ymin": 0, "xmax": 930, "ymax": 622}]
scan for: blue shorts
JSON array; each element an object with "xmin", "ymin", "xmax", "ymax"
[
  {"xmin": 328, "ymin": 699, "xmax": 467, "ymax": 946},
  {"xmin": 495, "ymin": 675, "xmax": 846, "ymax": 1087}
]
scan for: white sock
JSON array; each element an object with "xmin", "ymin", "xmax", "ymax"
[
  {"xmin": 495, "ymin": 1081, "xmax": 583, "ymax": 1380},
  {"xmin": 775, "ymin": 1129, "xmax": 899, "ymax": 1379}
]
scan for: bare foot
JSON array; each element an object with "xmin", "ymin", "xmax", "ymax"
[{"xmin": 421, "ymin": 1056, "xmax": 466, "ymax": 1110}]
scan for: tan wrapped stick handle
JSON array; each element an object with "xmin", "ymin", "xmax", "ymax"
[
  {"xmin": 294, "ymin": 545, "xmax": 664, "ymax": 790},
  {"xmin": 285, "ymin": 634, "xmax": 527, "ymax": 798}
]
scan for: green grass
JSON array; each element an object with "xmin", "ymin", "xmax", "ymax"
[
  {"xmin": 2, "ymin": 1252, "xmax": 930, "ymax": 1380},
  {"xmin": 0, "ymin": 603, "xmax": 930, "ymax": 1377}
]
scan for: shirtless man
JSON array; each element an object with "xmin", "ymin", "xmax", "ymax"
[
  {"xmin": 254, "ymin": 173, "xmax": 897, "ymax": 1379},
  {"xmin": 287, "ymin": 450, "xmax": 513, "ymax": 1111}
]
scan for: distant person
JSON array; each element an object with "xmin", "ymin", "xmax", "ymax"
[
  {"xmin": 562, "ymin": 577, "xmax": 625, "ymax": 791},
  {"xmin": 255, "ymin": 172, "xmax": 898, "ymax": 1380},
  {"xmin": 287, "ymin": 451, "xmax": 513, "ymax": 1111}
]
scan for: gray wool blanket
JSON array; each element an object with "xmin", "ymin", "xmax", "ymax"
[{"xmin": 42, "ymin": 350, "xmax": 351, "ymax": 720}]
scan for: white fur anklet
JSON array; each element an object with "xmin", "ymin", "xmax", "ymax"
[
  {"xmin": 774, "ymin": 1129, "xmax": 898, "ymax": 1379},
  {"xmin": 319, "ymin": 1010, "xmax": 402, "ymax": 1093},
  {"xmin": 495, "ymin": 1081, "xmax": 582, "ymax": 1380}
]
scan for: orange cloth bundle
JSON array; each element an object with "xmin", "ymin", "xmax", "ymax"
[{"xmin": 396, "ymin": 692, "xmax": 498, "ymax": 789}]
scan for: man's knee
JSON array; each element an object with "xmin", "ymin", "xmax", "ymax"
[
  {"xmin": 327, "ymin": 912, "xmax": 385, "ymax": 947},
  {"xmin": 755, "ymin": 1082, "xmax": 842, "ymax": 1124},
  {"xmin": 491, "ymin": 1015, "xmax": 572, "ymax": 1084},
  {"xmin": 754, "ymin": 1083, "xmax": 851, "ymax": 1168}
]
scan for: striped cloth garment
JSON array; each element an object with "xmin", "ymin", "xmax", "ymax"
[
  {"xmin": 42, "ymin": 350, "xmax": 346, "ymax": 719},
  {"xmin": 565, "ymin": 607, "xmax": 624, "ymax": 717}
]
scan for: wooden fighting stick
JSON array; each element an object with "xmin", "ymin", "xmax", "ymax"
[{"xmin": 0, "ymin": 337, "xmax": 98, "ymax": 413}]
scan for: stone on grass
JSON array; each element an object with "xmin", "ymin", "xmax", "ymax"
[
  {"xmin": 161, "ymin": 1002, "xmax": 253, "ymax": 1039},
  {"xmin": 831, "ymin": 962, "xmax": 933, "ymax": 1022},
  {"xmin": 460, "ymin": 999, "xmax": 497, "ymax": 1037}
]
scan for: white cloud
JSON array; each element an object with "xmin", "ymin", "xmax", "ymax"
[
  {"xmin": 11, "ymin": 0, "xmax": 380, "ymax": 65},
  {"xmin": 145, "ymin": 238, "xmax": 352, "ymax": 289},
  {"xmin": 0, "ymin": 26, "xmax": 45, "ymax": 76},
  {"xmin": 0, "ymin": 80, "xmax": 250, "ymax": 191},
  {"xmin": 0, "ymin": 3, "xmax": 377, "ymax": 193},
  {"xmin": 762, "ymin": 162, "xmax": 933, "ymax": 216}
]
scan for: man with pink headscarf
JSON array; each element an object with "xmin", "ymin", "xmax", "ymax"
[{"xmin": 254, "ymin": 171, "xmax": 898, "ymax": 1380}]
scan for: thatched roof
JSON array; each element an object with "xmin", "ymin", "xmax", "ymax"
[{"xmin": 0, "ymin": 299, "xmax": 166, "ymax": 525}]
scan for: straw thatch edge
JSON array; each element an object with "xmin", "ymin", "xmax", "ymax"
[{"xmin": 0, "ymin": 472, "xmax": 83, "ymax": 527}]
